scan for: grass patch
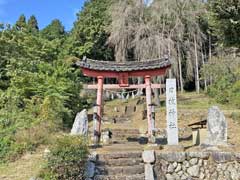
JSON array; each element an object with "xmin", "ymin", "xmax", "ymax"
[{"xmin": 0, "ymin": 147, "xmax": 45, "ymax": 180}]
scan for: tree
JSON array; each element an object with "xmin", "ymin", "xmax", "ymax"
[
  {"xmin": 208, "ymin": 0, "xmax": 240, "ymax": 48},
  {"xmin": 28, "ymin": 15, "xmax": 39, "ymax": 33},
  {"xmin": 41, "ymin": 19, "xmax": 65, "ymax": 40},
  {"xmin": 108, "ymin": 0, "xmax": 206, "ymax": 93},
  {"xmin": 67, "ymin": 0, "xmax": 113, "ymax": 60},
  {"xmin": 15, "ymin": 14, "xmax": 27, "ymax": 31},
  {"xmin": 0, "ymin": 24, "xmax": 87, "ymax": 162}
]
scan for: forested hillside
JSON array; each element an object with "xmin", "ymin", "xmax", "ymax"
[{"xmin": 0, "ymin": 0, "xmax": 240, "ymax": 176}]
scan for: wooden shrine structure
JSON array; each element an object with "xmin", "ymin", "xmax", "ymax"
[{"xmin": 76, "ymin": 57, "xmax": 171, "ymax": 143}]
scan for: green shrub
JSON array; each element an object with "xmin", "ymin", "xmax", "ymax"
[
  {"xmin": 39, "ymin": 135, "xmax": 89, "ymax": 180},
  {"xmin": 230, "ymin": 80, "xmax": 240, "ymax": 108}
]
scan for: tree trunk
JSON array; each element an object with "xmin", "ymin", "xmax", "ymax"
[
  {"xmin": 209, "ymin": 35, "xmax": 213, "ymax": 86},
  {"xmin": 194, "ymin": 34, "xmax": 200, "ymax": 94},
  {"xmin": 201, "ymin": 45, "xmax": 207, "ymax": 92},
  {"xmin": 168, "ymin": 38, "xmax": 173, "ymax": 78},
  {"xmin": 177, "ymin": 43, "xmax": 184, "ymax": 93}
]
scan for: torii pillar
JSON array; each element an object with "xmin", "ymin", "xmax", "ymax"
[
  {"xmin": 96, "ymin": 76, "xmax": 103, "ymax": 141},
  {"xmin": 145, "ymin": 75, "xmax": 153, "ymax": 137}
]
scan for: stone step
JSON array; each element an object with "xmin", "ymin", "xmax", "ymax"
[
  {"xmin": 110, "ymin": 129, "xmax": 140, "ymax": 134},
  {"xmin": 112, "ymin": 134, "xmax": 140, "ymax": 137},
  {"xmin": 111, "ymin": 138, "xmax": 139, "ymax": 144},
  {"xmin": 95, "ymin": 164, "xmax": 144, "ymax": 176},
  {"xmin": 94, "ymin": 174, "xmax": 145, "ymax": 180},
  {"xmin": 98, "ymin": 152, "xmax": 142, "ymax": 160},
  {"xmin": 111, "ymin": 136, "xmax": 140, "ymax": 141},
  {"xmin": 96, "ymin": 158, "xmax": 143, "ymax": 166}
]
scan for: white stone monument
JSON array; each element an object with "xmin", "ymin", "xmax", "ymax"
[
  {"xmin": 166, "ymin": 79, "xmax": 179, "ymax": 145},
  {"xmin": 71, "ymin": 109, "xmax": 88, "ymax": 136},
  {"xmin": 203, "ymin": 106, "xmax": 227, "ymax": 146}
]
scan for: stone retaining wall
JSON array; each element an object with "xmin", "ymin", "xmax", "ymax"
[
  {"xmin": 86, "ymin": 151, "xmax": 240, "ymax": 180},
  {"xmin": 150, "ymin": 151, "xmax": 240, "ymax": 180}
]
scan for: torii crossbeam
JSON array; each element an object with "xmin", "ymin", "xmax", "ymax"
[{"xmin": 76, "ymin": 57, "xmax": 171, "ymax": 143}]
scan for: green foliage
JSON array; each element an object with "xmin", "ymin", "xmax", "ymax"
[
  {"xmin": 27, "ymin": 15, "xmax": 39, "ymax": 33},
  {"xmin": 230, "ymin": 80, "xmax": 240, "ymax": 108},
  {"xmin": 203, "ymin": 55, "xmax": 240, "ymax": 107},
  {"xmin": 67, "ymin": 0, "xmax": 113, "ymax": 60},
  {"xmin": 0, "ymin": 18, "xmax": 89, "ymax": 162},
  {"xmin": 41, "ymin": 19, "xmax": 65, "ymax": 40},
  {"xmin": 39, "ymin": 135, "xmax": 89, "ymax": 180},
  {"xmin": 15, "ymin": 14, "xmax": 27, "ymax": 31},
  {"xmin": 208, "ymin": 0, "xmax": 240, "ymax": 47}
]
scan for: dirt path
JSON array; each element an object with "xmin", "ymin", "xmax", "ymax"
[{"xmin": 0, "ymin": 147, "xmax": 46, "ymax": 180}]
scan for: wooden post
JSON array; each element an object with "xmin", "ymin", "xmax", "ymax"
[
  {"xmin": 96, "ymin": 76, "xmax": 103, "ymax": 142},
  {"xmin": 145, "ymin": 75, "xmax": 152, "ymax": 137}
]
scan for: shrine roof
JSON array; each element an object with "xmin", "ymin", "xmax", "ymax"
[{"xmin": 76, "ymin": 57, "xmax": 171, "ymax": 72}]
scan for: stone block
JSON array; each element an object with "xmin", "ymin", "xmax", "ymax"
[
  {"xmin": 85, "ymin": 161, "xmax": 95, "ymax": 178},
  {"xmin": 193, "ymin": 129, "xmax": 207, "ymax": 146},
  {"xmin": 187, "ymin": 152, "xmax": 209, "ymax": 159},
  {"xmin": 211, "ymin": 152, "xmax": 234, "ymax": 163},
  {"xmin": 142, "ymin": 150, "xmax": 155, "ymax": 163},
  {"xmin": 145, "ymin": 164, "xmax": 154, "ymax": 180},
  {"xmin": 187, "ymin": 165, "xmax": 200, "ymax": 177},
  {"xmin": 157, "ymin": 152, "xmax": 186, "ymax": 162}
]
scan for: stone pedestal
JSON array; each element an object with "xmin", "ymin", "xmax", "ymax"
[{"xmin": 193, "ymin": 129, "xmax": 207, "ymax": 146}]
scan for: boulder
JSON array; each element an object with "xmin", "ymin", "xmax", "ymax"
[
  {"xmin": 189, "ymin": 158, "xmax": 198, "ymax": 165},
  {"xmin": 71, "ymin": 109, "xmax": 88, "ymax": 136},
  {"xmin": 203, "ymin": 106, "xmax": 227, "ymax": 146},
  {"xmin": 165, "ymin": 174, "xmax": 175, "ymax": 180},
  {"xmin": 187, "ymin": 165, "xmax": 200, "ymax": 177},
  {"xmin": 167, "ymin": 164, "xmax": 175, "ymax": 173},
  {"xmin": 85, "ymin": 161, "xmax": 95, "ymax": 178}
]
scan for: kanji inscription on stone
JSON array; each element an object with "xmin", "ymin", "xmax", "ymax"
[{"xmin": 166, "ymin": 79, "xmax": 179, "ymax": 145}]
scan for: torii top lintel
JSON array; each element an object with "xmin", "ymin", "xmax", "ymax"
[{"xmin": 76, "ymin": 57, "xmax": 171, "ymax": 86}]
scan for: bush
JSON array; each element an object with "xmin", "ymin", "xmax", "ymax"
[
  {"xmin": 230, "ymin": 80, "xmax": 240, "ymax": 108},
  {"xmin": 39, "ymin": 135, "xmax": 89, "ymax": 180}
]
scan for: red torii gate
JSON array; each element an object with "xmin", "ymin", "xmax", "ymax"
[{"xmin": 76, "ymin": 57, "xmax": 171, "ymax": 143}]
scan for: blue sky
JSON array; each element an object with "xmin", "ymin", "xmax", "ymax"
[{"xmin": 0, "ymin": 0, "xmax": 86, "ymax": 31}]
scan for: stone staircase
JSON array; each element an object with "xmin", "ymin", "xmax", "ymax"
[
  {"xmin": 103, "ymin": 116, "xmax": 131, "ymax": 124},
  {"xmin": 110, "ymin": 128, "xmax": 141, "ymax": 144},
  {"xmin": 94, "ymin": 151, "xmax": 145, "ymax": 180}
]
